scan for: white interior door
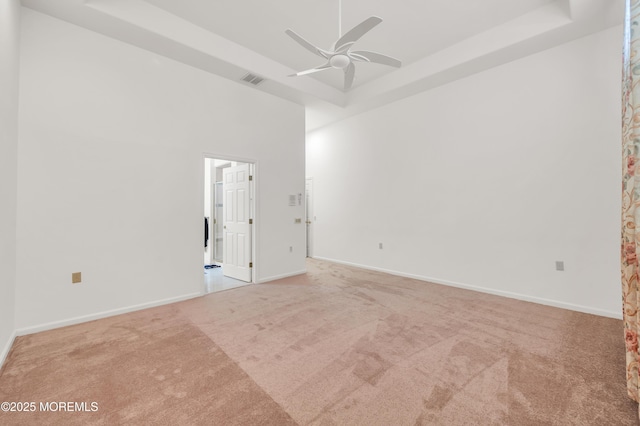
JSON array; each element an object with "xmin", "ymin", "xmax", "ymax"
[
  {"xmin": 214, "ymin": 181, "xmax": 223, "ymax": 262},
  {"xmin": 305, "ymin": 178, "xmax": 313, "ymax": 258},
  {"xmin": 223, "ymin": 163, "xmax": 252, "ymax": 282}
]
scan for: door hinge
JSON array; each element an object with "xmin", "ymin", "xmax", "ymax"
[
  {"xmin": 249, "ymin": 175, "xmax": 253, "ymax": 181},
  {"xmin": 249, "ymin": 262, "xmax": 253, "ymax": 268},
  {"xmin": 249, "ymin": 218, "xmax": 253, "ymax": 224}
]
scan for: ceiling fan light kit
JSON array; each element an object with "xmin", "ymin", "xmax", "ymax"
[
  {"xmin": 329, "ymin": 54, "xmax": 351, "ymax": 69},
  {"xmin": 285, "ymin": 2, "xmax": 401, "ymax": 91}
]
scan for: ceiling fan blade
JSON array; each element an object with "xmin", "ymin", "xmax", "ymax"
[
  {"xmin": 344, "ymin": 62, "xmax": 355, "ymax": 91},
  {"xmin": 285, "ymin": 29, "xmax": 330, "ymax": 59},
  {"xmin": 349, "ymin": 50, "xmax": 401, "ymax": 68},
  {"xmin": 289, "ymin": 64, "xmax": 331, "ymax": 77},
  {"xmin": 333, "ymin": 16, "xmax": 382, "ymax": 52}
]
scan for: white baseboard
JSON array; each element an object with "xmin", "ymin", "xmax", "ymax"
[
  {"xmin": 0, "ymin": 330, "xmax": 17, "ymax": 371},
  {"xmin": 15, "ymin": 292, "xmax": 203, "ymax": 336},
  {"xmin": 257, "ymin": 270, "xmax": 306, "ymax": 284},
  {"xmin": 313, "ymin": 256, "xmax": 622, "ymax": 320}
]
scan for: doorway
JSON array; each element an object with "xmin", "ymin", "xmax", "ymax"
[{"xmin": 204, "ymin": 157, "xmax": 255, "ymax": 293}]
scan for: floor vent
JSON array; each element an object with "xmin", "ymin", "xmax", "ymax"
[{"xmin": 240, "ymin": 73, "xmax": 265, "ymax": 86}]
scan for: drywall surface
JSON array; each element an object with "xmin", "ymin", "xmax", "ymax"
[
  {"xmin": 16, "ymin": 9, "xmax": 305, "ymax": 331},
  {"xmin": 307, "ymin": 26, "xmax": 623, "ymax": 318},
  {"xmin": 0, "ymin": 0, "xmax": 20, "ymax": 363}
]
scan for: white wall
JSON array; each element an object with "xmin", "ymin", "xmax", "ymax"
[
  {"xmin": 0, "ymin": 0, "xmax": 20, "ymax": 365},
  {"xmin": 16, "ymin": 9, "xmax": 306, "ymax": 332},
  {"xmin": 307, "ymin": 26, "xmax": 622, "ymax": 318}
]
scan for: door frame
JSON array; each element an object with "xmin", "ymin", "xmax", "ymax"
[{"xmin": 203, "ymin": 153, "xmax": 257, "ymax": 287}]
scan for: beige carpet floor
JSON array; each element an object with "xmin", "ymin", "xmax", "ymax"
[{"xmin": 0, "ymin": 259, "xmax": 637, "ymax": 425}]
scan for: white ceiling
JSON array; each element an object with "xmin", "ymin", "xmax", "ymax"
[
  {"xmin": 21, "ymin": 0, "xmax": 623, "ymax": 130},
  {"xmin": 143, "ymin": 0, "xmax": 554, "ymax": 89}
]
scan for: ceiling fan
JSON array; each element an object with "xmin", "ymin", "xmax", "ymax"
[{"xmin": 285, "ymin": 1, "xmax": 401, "ymax": 91}]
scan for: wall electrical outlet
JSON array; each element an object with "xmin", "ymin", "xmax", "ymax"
[
  {"xmin": 379, "ymin": 243, "xmax": 383, "ymax": 249},
  {"xmin": 555, "ymin": 261, "xmax": 564, "ymax": 271},
  {"xmin": 289, "ymin": 246, "xmax": 293, "ymax": 252},
  {"xmin": 72, "ymin": 272, "xmax": 82, "ymax": 283}
]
